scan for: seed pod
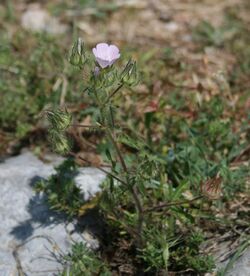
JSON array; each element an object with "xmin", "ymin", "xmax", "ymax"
[
  {"xmin": 48, "ymin": 130, "xmax": 71, "ymax": 154},
  {"xmin": 47, "ymin": 109, "xmax": 72, "ymax": 131},
  {"xmin": 201, "ymin": 176, "xmax": 222, "ymax": 200},
  {"xmin": 121, "ymin": 61, "xmax": 140, "ymax": 86}
]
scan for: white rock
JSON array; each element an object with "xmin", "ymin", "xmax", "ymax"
[
  {"xmin": 21, "ymin": 4, "xmax": 67, "ymax": 34},
  {"xmin": 75, "ymin": 167, "xmax": 107, "ymax": 200},
  {"xmin": 225, "ymin": 249, "xmax": 250, "ymax": 276},
  {"xmin": 0, "ymin": 151, "xmax": 106, "ymax": 275}
]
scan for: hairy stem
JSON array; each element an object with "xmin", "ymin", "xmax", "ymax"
[
  {"xmin": 69, "ymin": 152, "xmax": 126, "ymax": 186},
  {"xmin": 94, "ymin": 84, "xmax": 144, "ymax": 247},
  {"xmin": 106, "ymin": 128, "xmax": 144, "ymax": 247},
  {"xmin": 103, "ymin": 83, "xmax": 123, "ymax": 105},
  {"xmin": 143, "ymin": 195, "xmax": 203, "ymax": 213}
]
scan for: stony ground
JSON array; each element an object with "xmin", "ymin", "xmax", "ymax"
[
  {"xmin": 0, "ymin": 151, "xmax": 105, "ymax": 275},
  {"xmin": 0, "ymin": 152, "xmax": 249, "ymax": 275}
]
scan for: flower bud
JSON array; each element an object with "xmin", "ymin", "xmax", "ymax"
[
  {"xmin": 69, "ymin": 38, "xmax": 86, "ymax": 67},
  {"xmin": 120, "ymin": 60, "xmax": 133, "ymax": 79},
  {"xmin": 120, "ymin": 60, "xmax": 139, "ymax": 86},
  {"xmin": 93, "ymin": 66, "xmax": 100, "ymax": 77},
  {"xmin": 47, "ymin": 109, "xmax": 72, "ymax": 131}
]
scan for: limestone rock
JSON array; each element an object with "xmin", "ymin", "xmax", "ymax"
[
  {"xmin": 0, "ymin": 151, "xmax": 106, "ymax": 275},
  {"xmin": 225, "ymin": 249, "xmax": 250, "ymax": 276},
  {"xmin": 21, "ymin": 4, "xmax": 67, "ymax": 34}
]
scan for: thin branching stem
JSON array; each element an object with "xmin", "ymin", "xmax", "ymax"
[
  {"xmin": 106, "ymin": 128, "xmax": 144, "ymax": 247},
  {"xmin": 86, "ymin": 83, "xmax": 145, "ymax": 247},
  {"xmin": 106, "ymin": 129, "xmax": 128, "ymax": 173},
  {"xmin": 103, "ymin": 83, "xmax": 124, "ymax": 105},
  {"xmin": 68, "ymin": 152, "xmax": 126, "ymax": 186},
  {"xmin": 143, "ymin": 196, "xmax": 203, "ymax": 213}
]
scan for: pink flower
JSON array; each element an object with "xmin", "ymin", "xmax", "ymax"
[{"xmin": 92, "ymin": 43, "xmax": 120, "ymax": 68}]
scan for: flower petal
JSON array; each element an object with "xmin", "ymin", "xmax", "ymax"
[
  {"xmin": 92, "ymin": 47, "xmax": 98, "ymax": 57},
  {"xmin": 109, "ymin": 57, "xmax": 120, "ymax": 66},
  {"xmin": 109, "ymin": 45, "xmax": 120, "ymax": 60},
  {"xmin": 96, "ymin": 43, "xmax": 109, "ymax": 52},
  {"xmin": 96, "ymin": 57, "xmax": 111, "ymax": 68},
  {"xmin": 96, "ymin": 43, "xmax": 109, "ymax": 59},
  {"xmin": 93, "ymin": 43, "xmax": 120, "ymax": 68}
]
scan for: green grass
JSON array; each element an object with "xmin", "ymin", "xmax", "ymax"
[
  {"xmin": 61, "ymin": 242, "xmax": 111, "ymax": 276},
  {"xmin": 0, "ymin": 30, "xmax": 92, "ymax": 143}
]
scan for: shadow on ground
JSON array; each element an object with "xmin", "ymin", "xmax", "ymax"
[{"xmin": 10, "ymin": 175, "xmax": 67, "ymax": 241}]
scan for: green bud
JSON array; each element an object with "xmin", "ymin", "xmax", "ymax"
[
  {"xmin": 69, "ymin": 38, "xmax": 86, "ymax": 66},
  {"xmin": 48, "ymin": 130, "xmax": 71, "ymax": 154},
  {"xmin": 120, "ymin": 60, "xmax": 133, "ymax": 80},
  {"xmin": 47, "ymin": 109, "xmax": 72, "ymax": 131},
  {"xmin": 121, "ymin": 61, "xmax": 139, "ymax": 86}
]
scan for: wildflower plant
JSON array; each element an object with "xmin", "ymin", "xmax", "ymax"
[{"xmin": 45, "ymin": 39, "xmax": 219, "ymax": 273}]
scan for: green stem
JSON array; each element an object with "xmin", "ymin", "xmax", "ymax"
[
  {"xmin": 94, "ymin": 86, "xmax": 144, "ymax": 247},
  {"xmin": 103, "ymin": 83, "xmax": 124, "ymax": 105},
  {"xmin": 143, "ymin": 196, "xmax": 203, "ymax": 213},
  {"xmin": 69, "ymin": 152, "xmax": 127, "ymax": 186},
  {"xmin": 106, "ymin": 128, "xmax": 144, "ymax": 247}
]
